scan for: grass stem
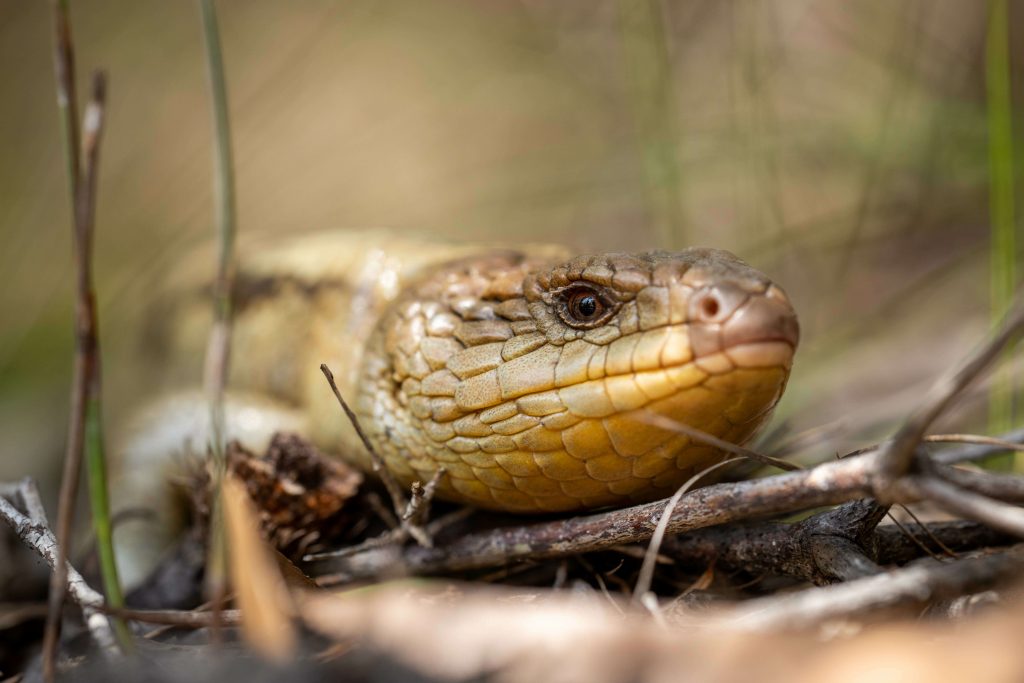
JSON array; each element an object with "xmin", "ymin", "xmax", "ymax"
[
  {"xmin": 985, "ymin": 0, "xmax": 1019, "ymax": 470},
  {"xmin": 197, "ymin": 0, "xmax": 238, "ymax": 627}
]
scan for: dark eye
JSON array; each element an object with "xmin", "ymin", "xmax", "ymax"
[
  {"xmin": 571, "ymin": 292, "xmax": 600, "ymax": 319},
  {"xmin": 562, "ymin": 286, "xmax": 609, "ymax": 327}
]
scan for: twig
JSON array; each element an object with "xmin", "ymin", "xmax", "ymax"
[
  {"xmin": 633, "ymin": 457, "xmax": 742, "ymax": 604},
  {"xmin": 934, "ymin": 463, "xmax": 1024, "ymax": 503},
  {"xmin": 100, "ymin": 605, "xmax": 241, "ymax": 629},
  {"xmin": 634, "ymin": 411, "xmax": 802, "ymax": 472},
  {"xmin": 719, "ymin": 544, "xmax": 1024, "ymax": 632},
  {"xmin": 874, "ymin": 297, "xmax": 1024, "ymax": 493},
  {"xmin": 304, "ymin": 506, "xmax": 473, "ymax": 564},
  {"xmin": 907, "ymin": 475, "xmax": 1024, "ymax": 538},
  {"xmin": 0, "ymin": 479, "xmax": 116, "ymax": 656},
  {"xmin": 401, "ymin": 467, "xmax": 446, "ymax": 546}
]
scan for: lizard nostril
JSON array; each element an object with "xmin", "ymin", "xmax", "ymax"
[
  {"xmin": 688, "ymin": 282, "xmax": 751, "ymax": 325},
  {"xmin": 700, "ymin": 295, "xmax": 720, "ymax": 320}
]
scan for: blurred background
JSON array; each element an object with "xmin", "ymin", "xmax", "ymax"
[{"xmin": 0, "ymin": 1, "xmax": 1019, "ymax": 502}]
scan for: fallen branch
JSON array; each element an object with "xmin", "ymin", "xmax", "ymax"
[
  {"xmin": 718, "ymin": 544, "xmax": 1024, "ymax": 632},
  {"xmin": 662, "ymin": 506, "xmax": 1013, "ymax": 583}
]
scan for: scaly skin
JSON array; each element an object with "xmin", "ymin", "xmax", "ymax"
[
  {"xmin": 349, "ymin": 247, "xmax": 798, "ymax": 512},
  {"xmin": 151, "ymin": 233, "xmax": 798, "ymax": 514}
]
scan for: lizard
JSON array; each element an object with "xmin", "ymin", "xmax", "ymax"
[{"xmin": 113, "ymin": 231, "xmax": 798, "ymax": 582}]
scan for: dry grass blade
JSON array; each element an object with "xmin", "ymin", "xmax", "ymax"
[
  {"xmin": 320, "ymin": 364, "xmax": 408, "ymax": 516},
  {"xmin": 196, "ymin": 0, "xmax": 238, "ymax": 638},
  {"xmin": 633, "ymin": 411, "xmax": 802, "ymax": 472},
  {"xmin": 43, "ymin": 1, "xmax": 89, "ymax": 675},
  {"xmin": 633, "ymin": 457, "xmax": 742, "ymax": 605},
  {"xmin": 222, "ymin": 473, "xmax": 297, "ymax": 662},
  {"xmin": 924, "ymin": 434, "xmax": 1024, "ymax": 451}
]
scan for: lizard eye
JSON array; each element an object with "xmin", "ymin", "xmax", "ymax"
[{"xmin": 559, "ymin": 285, "xmax": 613, "ymax": 328}]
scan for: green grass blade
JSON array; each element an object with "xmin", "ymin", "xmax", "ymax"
[{"xmin": 986, "ymin": 0, "xmax": 1018, "ymax": 469}]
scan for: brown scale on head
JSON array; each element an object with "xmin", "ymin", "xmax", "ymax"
[{"xmin": 355, "ymin": 248, "xmax": 799, "ymax": 513}]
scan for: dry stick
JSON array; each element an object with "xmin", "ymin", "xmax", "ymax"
[
  {"xmin": 305, "ymin": 505, "xmax": 474, "ymax": 563},
  {"xmin": 403, "ymin": 467, "xmax": 446, "ymax": 536},
  {"xmin": 719, "ymin": 544, "xmax": 1024, "ymax": 633},
  {"xmin": 99, "ymin": 605, "xmax": 241, "ymax": 629},
  {"xmin": 661, "ymin": 517, "xmax": 1007, "ymax": 581},
  {"xmin": 633, "ymin": 457, "xmax": 742, "ymax": 605},
  {"xmin": 874, "ymin": 297, "xmax": 1024, "ymax": 491},
  {"xmin": 0, "ymin": 479, "xmax": 116, "ymax": 654},
  {"xmin": 633, "ymin": 411, "xmax": 802, "ymax": 472}
]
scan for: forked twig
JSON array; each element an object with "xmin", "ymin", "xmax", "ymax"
[
  {"xmin": 633, "ymin": 411, "xmax": 802, "ymax": 472},
  {"xmin": 0, "ymin": 479, "xmax": 116, "ymax": 655},
  {"xmin": 874, "ymin": 297, "xmax": 1024, "ymax": 492}
]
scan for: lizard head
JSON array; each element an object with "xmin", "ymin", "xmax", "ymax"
[{"xmin": 358, "ymin": 248, "xmax": 798, "ymax": 512}]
